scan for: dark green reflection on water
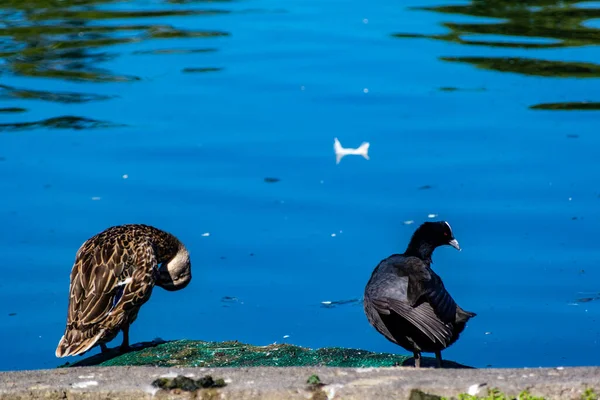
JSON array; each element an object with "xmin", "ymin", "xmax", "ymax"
[
  {"xmin": 530, "ymin": 102, "xmax": 600, "ymax": 110},
  {"xmin": 132, "ymin": 48, "xmax": 218, "ymax": 55},
  {"xmin": 1, "ymin": 84, "xmax": 113, "ymax": 103},
  {"xmin": 0, "ymin": 107, "xmax": 26, "ymax": 113},
  {"xmin": 0, "ymin": 0, "xmax": 229, "ymax": 82},
  {"xmin": 393, "ymin": 0, "xmax": 600, "ymax": 109},
  {"xmin": 441, "ymin": 57, "xmax": 600, "ymax": 78},
  {"xmin": 0, "ymin": 116, "xmax": 122, "ymax": 132},
  {"xmin": 182, "ymin": 67, "xmax": 223, "ymax": 73},
  {"xmin": 0, "ymin": 0, "xmax": 231, "ymax": 129},
  {"xmin": 396, "ymin": 1, "xmax": 600, "ymax": 50}
]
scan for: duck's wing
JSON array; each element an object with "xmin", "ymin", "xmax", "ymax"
[{"xmin": 56, "ymin": 238, "xmax": 157, "ymax": 357}]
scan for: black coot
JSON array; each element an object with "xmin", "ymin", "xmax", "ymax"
[{"xmin": 363, "ymin": 221, "xmax": 475, "ymax": 368}]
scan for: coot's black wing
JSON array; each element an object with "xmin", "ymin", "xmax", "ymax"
[
  {"xmin": 403, "ymin": 256, "xmax": 459, "ymax": 324},
  {"xmin": 365, "ymin": 256, "xmax": 458, "ymax": 347},
  {"xmin": 368, "ymin": 297, "xmax": 454, "ymax": 347}
]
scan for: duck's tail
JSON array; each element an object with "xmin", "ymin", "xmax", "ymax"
[{"xmin": 55, "ymin": 329, "xmax": 104, "ymax": 358}]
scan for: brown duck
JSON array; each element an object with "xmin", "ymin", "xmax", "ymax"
[{"xmin": 55, "ymin": 224, "xmax": 192, "ymax": 358}]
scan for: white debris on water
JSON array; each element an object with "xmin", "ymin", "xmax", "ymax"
[
  {"xmin": 427, "ymin": 213, "xmax": 437, "ymax": 218},
  {"xmin": 72, "ymin": 381, "xmax": 98, "ymax": 389},
  {"xmin": 91, "ymin": 197, "xmax": 101, "ymax": 201},
  {"xmin": 321, "ymin": 301, "xmax": 332, "ymax": 305},
  {"xmin": 403, "ymin": 220, "xmax": 414, "ymax": 225},
  {"xmin": 201, "ymin": 232, "xmax": 210, "ymax": 237},
  {"xmin": 283, "ymin": 335, "xmax": 290, "ymax": 339},
  {"xmin": 334, "ymin": 137, "xmax": 370, "ymax": 164},
  {"xmin": 122, "ymin": 174, "xmax": 128, "ymax": 179}
]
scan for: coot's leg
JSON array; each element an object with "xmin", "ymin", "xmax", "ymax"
[
  {"xmin": 120, "ymin": 324, "xmax": 131, "ymax": 353},
  {"xmin": 100, "ymin": 343, "xmax": 108, "ymax": 353},
  {"xmin": 435, "ymin": 351, "xmax": 443, "ymax": 368},
  {"xmin": 413, "ymin": 351, "xmax": 421, "ymax": 368}
]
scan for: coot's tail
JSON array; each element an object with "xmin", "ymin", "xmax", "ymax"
[{"xmin": 456, "ymin": 307, "xmax": 476, "ymax": 324}]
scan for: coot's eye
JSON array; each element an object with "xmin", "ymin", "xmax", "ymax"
[{"xmin": 443, "ymin": 232, "xmax": 448, "ymax": 236}]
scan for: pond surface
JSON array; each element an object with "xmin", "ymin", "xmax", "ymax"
[{"xmin": 1, "ymin": 0, "xmax": 600, "ymax": 371}]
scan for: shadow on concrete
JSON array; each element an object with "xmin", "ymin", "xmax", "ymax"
[
  {"xmin": 401, "ymin": 357, "xmax": 473, "ymax": 369},
  {"xmin": 59, "ymin": 338, "xmax": 170, "ymax": 368}
]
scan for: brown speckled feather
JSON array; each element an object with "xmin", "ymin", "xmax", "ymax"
[{"xmin": 56, "ymin": 224, "xmax": 187, "ymax": 358}]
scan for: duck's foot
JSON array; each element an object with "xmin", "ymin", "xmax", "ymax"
[
  {"xmin": 119, "ymin": 344, "xmax": 132, "ymax": 353},
  {"xmin": 119, "ymin": 324, "xmax": 131, "ymax": 353}
]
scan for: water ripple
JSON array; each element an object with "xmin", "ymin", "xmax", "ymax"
[
  {"xmin": 0, "ymin": 116, "xmax": 123, "ymax": 132},
  {"xmin": 393, "ymin": 0, "xmax": 600, "ymax": 109},
  {"xmin": 399, "ymin": 1, "xmax": 600, "ymax": 49},
  {"xmin": 440, "ymin": 56, "xmax": 600, "ymax": 78},
  {"xmin": 0, "ymin": 84, "xmax": 114, "ymax": 103},
  {"xmin": 0, "ymin": 0, "xmax": 234, "ymax": 130}
]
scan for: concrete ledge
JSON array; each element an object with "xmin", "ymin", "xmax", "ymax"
[{"xmin": 1, "ymin": 366, "xmax": 599, "ymax": 399}]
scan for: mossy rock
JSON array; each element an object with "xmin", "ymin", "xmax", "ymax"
[{"xmin": 59, "ymin": 339, "xmax": 472, "ymax": 369}]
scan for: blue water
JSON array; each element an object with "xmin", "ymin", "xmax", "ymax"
[{"xmin": 1, "ymin": 0, "xmax": 600, "ymax": 371}]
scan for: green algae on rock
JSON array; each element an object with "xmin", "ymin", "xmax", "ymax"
[
  {"xmin": 61, "ymin": 339, "xmax": 472, "ymax": 369},
  {"xmin": 152, "ymin": 374, "xmax": 227, "ymax": 392},
  {"xmin": 98, "ymin": 340, "xmax": 411, "ymax": 368},
  {"xmin": 411, "ymin": 387, "xmax": 598, "ymax": 400}
]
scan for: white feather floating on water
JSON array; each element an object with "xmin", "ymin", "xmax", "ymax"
[{"xmin": 334, "ymin": 138, "xmax": 370, "ymax": 164}]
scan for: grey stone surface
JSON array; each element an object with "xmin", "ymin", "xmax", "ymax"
[{"xmin": 0, "ymin": 366, "xmax": 598, "ymax": 399}]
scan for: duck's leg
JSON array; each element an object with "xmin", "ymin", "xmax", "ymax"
[
  {"xmin": 435, "ymin": 351, "xmax": 443, "ymax": 368},
  {"xmin": 413, "ymin": 351, "xmax": 421, "ymax": 368},
  {"xmin": 120, "ymin": 324, "xmax": 131, "ymax": 353},
  {"xmin": 100, "ymin": 343, "xmax": 108, "ymax": 353}
]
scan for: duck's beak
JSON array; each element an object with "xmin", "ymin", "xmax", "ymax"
[{"xmin": 448, "ymin": 239, "xmax": 461, "ymax": 251}]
